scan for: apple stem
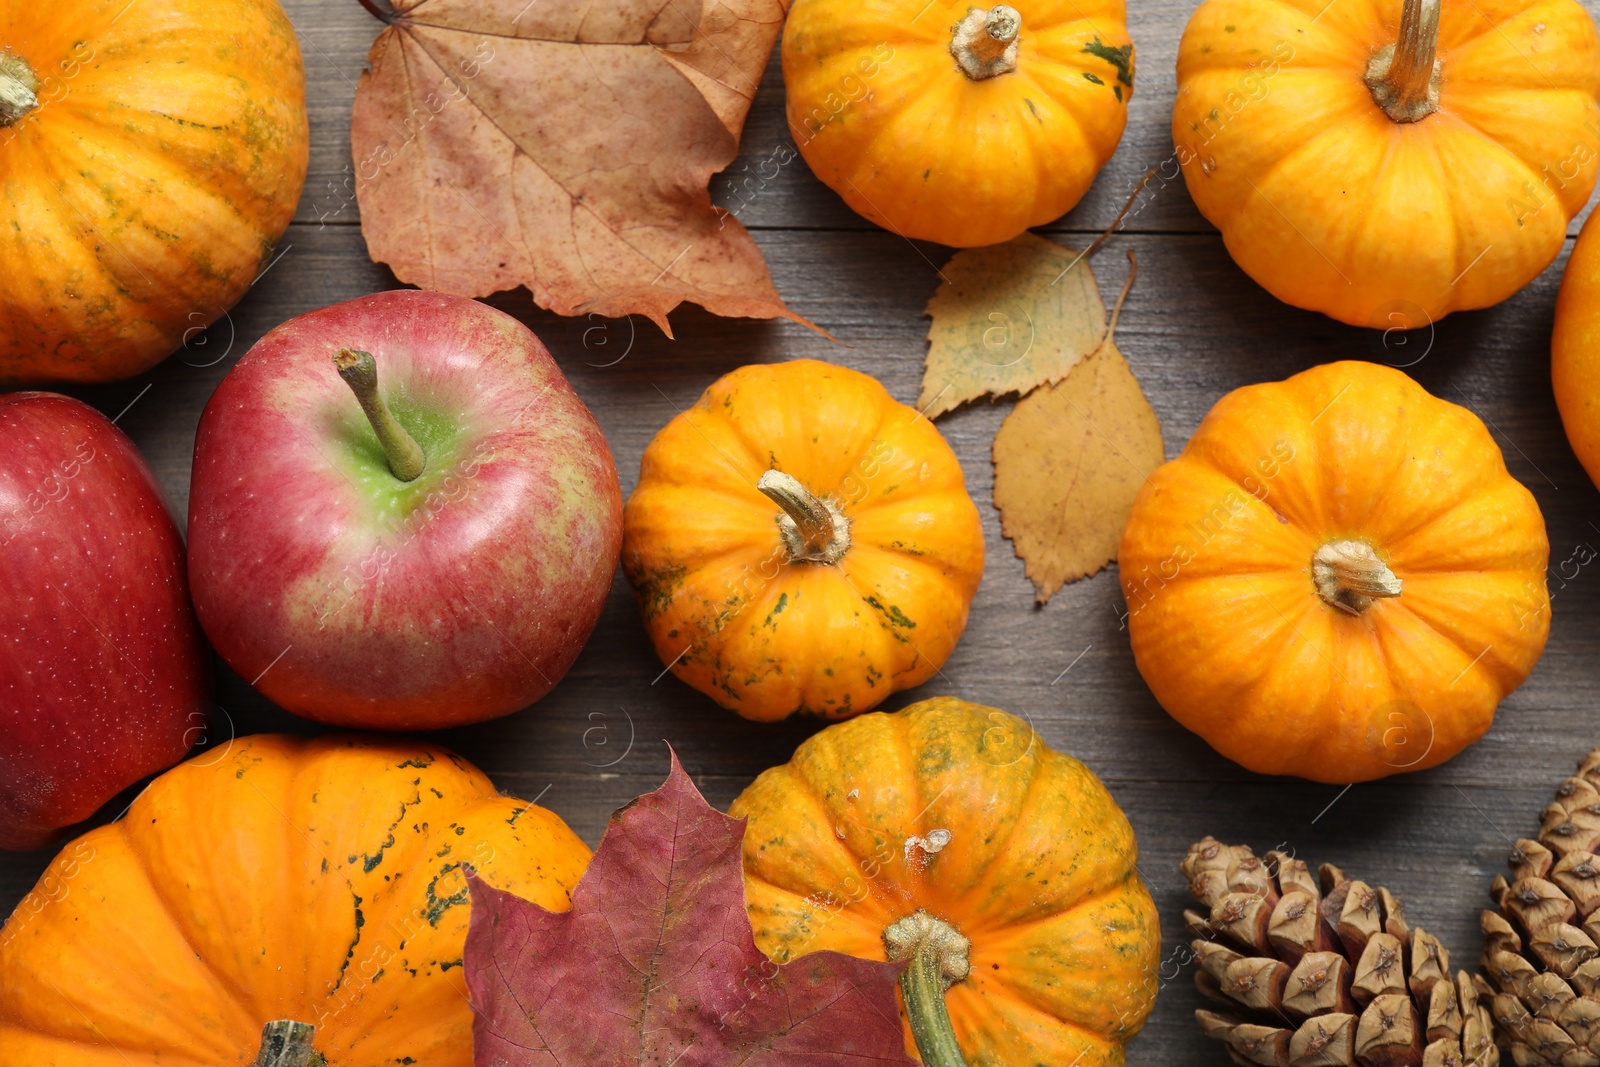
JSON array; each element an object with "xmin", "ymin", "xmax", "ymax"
[{"xmin": 332, "ymin": 348, "xmax": 425, "ymax": 482}]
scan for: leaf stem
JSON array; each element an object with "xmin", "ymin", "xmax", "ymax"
[
  {"xmin": 332, "ymin": 348, "xmax": 426, "ymax": 482},
  {"xmin": 354, "ymin": 0, "xmax": 396, "ymax": 23},
  {"xmin": 1099, "ymin": 248, "xmax": 1137, "ymax": 349},
  {"xmin": 1082, "ymin": 166, "xmax": 1158, "ymax": 262}
]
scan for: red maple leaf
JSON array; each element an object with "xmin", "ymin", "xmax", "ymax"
[{"xmin": 465, "ymin": 754, "xmax": 916, "ymax": 1066}]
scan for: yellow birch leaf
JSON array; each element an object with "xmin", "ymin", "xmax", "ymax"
[
  {"xmin": 919, "ymin": 232, "xmax": 1107, "ymax": 419},
  {"xmin": 992, "ymin": 258, "xmax": 1163, "ymax": 603}
]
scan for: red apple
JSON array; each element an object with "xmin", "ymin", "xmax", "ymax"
[
  {"xmin": 187, "ymin": 290, "xmax": 623, "ymax": 729},
  {"xmin": 0, "ymin": 393, "xmax": 206, "ymax": 852}
]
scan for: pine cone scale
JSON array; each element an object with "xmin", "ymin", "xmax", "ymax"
[
  {"xmin": 1185, "ymin": 837, "xmax": 1499, "ymax": 1067},
  {"xmin": 1292, "ymin": 1012, "xmax": 1356, "ymax": 1066},
  {"xmin": 1352, "ymin": 990, "xmax": 1421, "ymax": 1064},
  {"xmin": 1474, "ymin": 750, "xmax": 1600, "ymax": 1065},
  {"xmin": 1286, "ymin": 952, "xmax": 1355, "ymax": 1018},
  {"xmin": 1354, "ymin": 933, "xmax": 1408, "ymax": 1002}
]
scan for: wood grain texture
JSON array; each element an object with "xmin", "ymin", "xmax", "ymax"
[{"xmin": 5, "ymin": 0, "xmax": 1600, "ymax": 1063}]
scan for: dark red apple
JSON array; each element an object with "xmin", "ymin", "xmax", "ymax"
[
  {"xmin": 0, "ymin": 393, "xmax": 206, "ymax": 851},
  {"xmin": 187, "ymin": 290, "xmax": 623, "ymax": 729}
]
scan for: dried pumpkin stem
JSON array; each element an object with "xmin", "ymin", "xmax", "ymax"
[
  {"xmin": 885, "ymin": 911, "xmax": 971, "ymax": 1067},
  {"xmin": 0, "ymin": 52, "xmax": 39, "ymax": 127},
  {"xmin": 251, "ymin": 1020, "xmax": 327, "ymax": 1067},
  {"xmin": 1313, "ymin": 539, "xmax": 1402, "ymax": 614},
  {"xmin": 332, "ymin": 348, "xmax": 426, "ymax": 482},
  {"xmin": 756, "ymin": 469, "xmax": 851, "ymax": 564},
  {"xmin": 1365, "ymin": 0, "xmax": 1441, "ymax": 123},
  {"xmin": 950, "ymin": 5, "xmax": 1021, "ymax": 80}
]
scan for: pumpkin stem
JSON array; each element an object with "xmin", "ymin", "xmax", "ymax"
[
  {"xmin": 756, "ymin": 470, "xmax": 851, "ymax": 564},
  {"xmin": 1313, "ymin": 540, "xmax": 1403, "ymax": 614},
  {"xmin": 884, "ymin": 911, "xmax": 971, "ymax": 1067},
  {"xmin": 0, "ymin": 52, "xmax": 39, "ymax": 127},
  {"xmin": 950, "ymin": 5, "xmax": 1021, "ymax": 80},
  {"xmin": 1365, "ymin": 0, "xmax": 1441, "ymax": 123},
  {"xmin": 332, "ymin": 348, "xmax": 426, "ymax": 482},
  {"xmin": 251, "ymin": 1020, "xmax": 327, "ymax": 1067}
]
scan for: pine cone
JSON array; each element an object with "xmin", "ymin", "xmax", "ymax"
[
  {"xmin": 1478, "ymin": 748, "xmax": 1600, "ymax": 1065},
  {"xmin": 1183, "ymin": 836, "xmax": 1498, "ymax": 1067}
]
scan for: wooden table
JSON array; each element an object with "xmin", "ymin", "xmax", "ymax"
[{"xmin": 7, "ymin": 1, "xmax": 1600, "ymax": 1062}]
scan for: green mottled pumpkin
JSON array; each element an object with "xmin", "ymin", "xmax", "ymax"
[
  {"xmin": 729, "ymin": 697, "xmax": 1160, "ymax": 1066},
  {"xmin": 0, "ymin": 0, "xmax": 308, "ymax": 383},
  {"xmin": 0, "ymin": 734, "xmax": 589, "ymax": 1065},
  {"xmin": 622, "ymin": 360, "xmax": 984, "ymax": 722}
]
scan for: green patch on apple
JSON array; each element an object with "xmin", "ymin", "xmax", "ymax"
[{"xmin": 331, "ymin": 394, "xmax": 466, "ymax": 523}]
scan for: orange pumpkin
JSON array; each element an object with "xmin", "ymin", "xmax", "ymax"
[
  {"xmin": 730, "ymin": 696, "xmax": 1160, "ymax": 1066},
  {"xmin": 1173, "ymin": 0, "xmax": 1600, "ymax": 327},
  {"xmin": 1118, "ymin": 361, "xmax": 1551, "ymax": 783},
  {"xmin": 783, "ymin": 0, "xmax": 1134, "ymax": 247},
  {"xmin": 0, "ymin": 734, "xmax": 589, "ymax": 1066},
  {"xmin": 0, "ymin": 0, "xmax": 309, "ymax": 384},
  {"xmin": 1554, "ymin": 210, "xmax": 1600, "ymax": 492},
  {"xmin": 622, "ymin": 360, "xmax": 985, "ymax": 721}
]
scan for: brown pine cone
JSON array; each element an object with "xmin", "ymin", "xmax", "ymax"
[
  {"xmin": 1478, "ymin": 748, "xmax": 1600, "ymax": 1065},
  {"xmin": 1183, "ymin": 836, "xmax": 1498, "ymax": 1067}
]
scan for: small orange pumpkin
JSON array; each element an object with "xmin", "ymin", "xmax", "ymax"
[
  {"xmin": 1554, "ymin": 210, "xmax": 1600, "ymax": 492},
  {"xmin": 730, "ymin": 696, "xmax": 1160, "ymax": 1066},
  {"xmin": 1118, "ymin": 361, "xmax": 1550, "ymax": 783},
  {"xmin": 783, "ymin": 0, "xmax": 1134, "ymax": 247},
  {"xmin": 0, "ymin": 0, "xmax": 309, "ymax": 383},
  {"xmin": 622, "ymin": 360, "xmax": 984, "ymax": 721},
  {"xmin": 0, "ymin": 734, "xmax": 589, "ymax": 1066},
  {"xmin": 1173, "ymin": 0, "xmax": 1600, "ymax": 327}
]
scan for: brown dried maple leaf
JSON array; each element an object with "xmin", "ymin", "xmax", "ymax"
[
  {"xmin": 351, "ymin": 0, "xmax": 803, "ymax": 335},
  {"xmin": 465, "ymin": 753, "xmax": 916, "ymax": 1067}
]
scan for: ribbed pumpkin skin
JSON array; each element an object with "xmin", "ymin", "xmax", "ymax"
[
  {"xmin": 0, "ymin": 0, "xmax": 308, "ymax": 384},
  {"xmin": 729, "ymin": 698, "xmax": 1160, "ymax": 1067},
  {"xmin": 1173, "ymin": 0, "xmax": 1600, "ymax": 326},
  {"xmin": 1553, "ymin": 209, "xmax": 1600, "ymax": 492},
  {"xmin": 1118, "ymin": 361, "xmax": 1550, "ymax": 783},
  {"xmin": 784, "ymin": 0, "xmax": 1134, "ymax": 247},
  {"xmin": 0, "ymin": 735, "xmax": 590, "ymax": 1066},
  {"xmin": 622, "ymin": 360, "xmax": 984, "ymax": 722}
]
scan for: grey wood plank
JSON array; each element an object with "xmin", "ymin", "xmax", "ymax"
[{"xmin": 6, "ymin": 0, "xmax": 1600, "ymax": 1063}]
